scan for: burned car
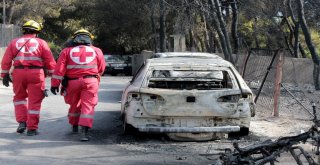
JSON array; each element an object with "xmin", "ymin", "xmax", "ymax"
[{"xmin": 121, "ymin": 52, "xmax": 255, "ymax": 141}]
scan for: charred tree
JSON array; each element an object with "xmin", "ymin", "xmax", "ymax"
[
  {"xmin": 288, "ymin": 0, "xmax": 306, "ymax": 58},
  {"xmin": 185, "ymin": 0, "xmax": 195, "ymax": 51},
  {"xmin": 296, "ymin": 0, "xmax": 320, "ymax": 89},
  {"xmin": 230, "ymin": 0, "xmax": 239, "ymax": 55},
  {"xmin": 7, "ymin": 0, "xmax": 16, "ymax": 24},
  {"xmin": 253, "ymin": 17, "xmax": 260, "ymax": 49},
  {"xmin": 208, "ymin": 0, "xmax": 233, "ymax": 63},
  {"xmin": 159, "ymin": 0, "xmax": 166, "ymax": 52},
  {"xmin": 150, "ymin": 0, "xmax": 158, "ymax": 53}
]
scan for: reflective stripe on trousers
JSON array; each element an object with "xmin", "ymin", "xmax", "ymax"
[
  {"xmin": 29, "ymin": 110, "xmax": 40, "ymax": 115},
  {"xmin": 68, "ymin": 113, "xmax": 80, "ymax": 117},
  {"xmin": 14, "ymin": 100, "xmax": 27, "ymax": 105},
  {"xmin": 80, "ymin": 114, "xmax": 94, "ymax": 119}
]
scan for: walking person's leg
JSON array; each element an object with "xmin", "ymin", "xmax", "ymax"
[
  {"xmin": 65, "ymin": 79, "xmax": 82, "ymax": 133},
  {"xmin": 26, "ymin": 69, "xmax": 45, "ymax": 136},
  {"xmin": 78, "ymin": 78, "xmax": 99, "ymax": 141},
  {"xmin": 12, "ymin": 69, "xmax": 28, "ymax": 133}
]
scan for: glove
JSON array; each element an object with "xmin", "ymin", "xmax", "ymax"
[
  {"xmin": 50, "ymin": 87, "xmax": 59, "ymax": 95},
  {"xmin": 60, "ymin": 87, "xmax": 66, "ymax": 96},
  {"xmin": 2, "ymin": 74, "xmax": 12, "ymax": 87},
  {"xmin": 61, "ymin": 77, "xmax": 68, "ymax": 88}
]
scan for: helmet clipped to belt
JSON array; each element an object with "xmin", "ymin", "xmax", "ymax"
[{"xmin": 22, "ymin": 20, "xmax": 43, "ymax": 33}]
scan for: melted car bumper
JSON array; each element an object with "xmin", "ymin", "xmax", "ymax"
[{"xmin": 138, "ymin": 125, "xmax": 240, "ymax": 133}]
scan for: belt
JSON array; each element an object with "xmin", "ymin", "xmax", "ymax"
[
  {"xmin": 15, "ymin": 66, "xmax": 43, "ymax": 69},
  {"xmin": 67, "ymin": 75, "xmax": 98, "ymax": 80}
]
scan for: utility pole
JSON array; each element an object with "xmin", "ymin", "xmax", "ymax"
[{"xmin": 2, "ymin": 0, "xmax": 5, "ymax": 24}]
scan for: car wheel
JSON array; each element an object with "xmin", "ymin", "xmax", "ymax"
[
  {"xmin": 228, "ymin": 127, "xmax": 249, "ymax": 138},
  {"xmin": 239, "ymin": 127, "xmax": 249, "ymax": 136},
  {"xmin": 122, "ymin": 116, "xmax": 135, "ymax": 135}
]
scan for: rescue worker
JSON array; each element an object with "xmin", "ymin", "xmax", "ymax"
[
  {"xmin": 50, "ymin": 29, "xmax": 105, "ymax": 141},
  {"xmin": 1, "ymin": 20, "xmax": 56, "ymax": 136}
]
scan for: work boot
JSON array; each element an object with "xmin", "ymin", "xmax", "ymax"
[
  {"xmin": 16, "ymin": 122, "xmax": 27, "ymax": 133},
  {"xmin": 27, "ymin": 129, "xmax": 38, "ymax": 136},
  {"xmin": 80, "ymin": 126, "xmax": 89, "ymax": 141},
  {"xmin": 72, "ymin": 125, "xmax": 79, "ymax": 133}
]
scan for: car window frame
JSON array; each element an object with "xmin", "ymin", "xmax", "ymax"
[
  {"xmin": 143, "ymin": 66, "xmax": 239, "ymax": 90},
  {"xmin": 130, "ymin": 62, "xmax": 145, "ymax": 84}
]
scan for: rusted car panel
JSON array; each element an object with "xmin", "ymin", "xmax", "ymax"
[{"xmin": 121, "ymin": 52, "xmax": 255, "ymax": 141}]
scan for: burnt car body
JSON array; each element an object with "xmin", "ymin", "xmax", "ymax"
[
  {"xmin": 104, "ymin": 55, "xmax": 132, "ymax": 76},
  {"xmin": 121, "ymin": 52, "xmax": 255, "ymax": 141}
]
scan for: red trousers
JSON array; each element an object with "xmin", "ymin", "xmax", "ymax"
[
  {"xmin": 12, "ymin": 68, "xmax": 45, "ymax": 130},
  {"xmin": 63, "ymin": 77, "xmax": 98, "ymax": 128}
]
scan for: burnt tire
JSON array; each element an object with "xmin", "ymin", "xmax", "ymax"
[
  {"xmin": 122, "ymin": 116, "xmax": 136, "ymax": 135},
  {"xmin": 229, "ymin": 127, "xmax": 249, "ymax": 138}
]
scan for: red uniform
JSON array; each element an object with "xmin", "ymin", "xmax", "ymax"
[
  {"xmin": 51, "ymin": 45, "xmax": 105, "ymax": 128},
  {"xmin": 1, "ymin": 34, "xmax": 56, "ymax": 130}
]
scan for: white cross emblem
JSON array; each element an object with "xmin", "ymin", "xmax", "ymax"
[
  {"xmin": 15, "ymin": 38, "xmax": 39, "ymax": 54},
  {"xmin": 70, "ymin": 46, "xmax": 96, "ymax": 64}
]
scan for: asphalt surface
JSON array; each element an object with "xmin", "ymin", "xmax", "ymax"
[{"xmin": 0, "ymin": 76, "xmax": 214, "ymax": 165}]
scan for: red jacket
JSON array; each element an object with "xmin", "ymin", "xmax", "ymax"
[
  {"xmin": 51, "ymin": 45, "xmax": 106, "ymax": 87},
  {"xmin": 1, "ymin": 34, "xmax": 56, "ymax": 77}
]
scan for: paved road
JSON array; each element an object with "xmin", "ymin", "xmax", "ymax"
[{"xmin": 0, "ymin": 76, "xmax": 213, "ymax": 165}]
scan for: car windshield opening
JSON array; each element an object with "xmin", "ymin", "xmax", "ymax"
[
  {"xmin": 104, "ymin": 55, "xmax": 124, "ymax": 62},
  {"xmin": 148, "ymin": 70, "xmax": 233, "ymax": 90}
]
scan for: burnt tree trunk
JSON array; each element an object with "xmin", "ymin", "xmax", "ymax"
[
  {"xmin": 230, "ymin": 0, "xmax": 239, "ymax": 55},
  {"xmin": 7, "ymin": 0, "xmax": 16, "ymax": 24},
  {"xmin": 188, "ymin": 29, "xmax": 195, "ymax": 51},
  {"xmin": 213, "ymin": 0, "xmax": 233, "ymax": 63},
  {"xmin": 288, "ymin": 0, "xmax": 306, "ymax": 58},
  {"xmin": 197, "ymin": 0, "xmax": 214, "ymax": 52},
  {"xmin": 296, "ymin": 0, "xmax": 320, "ymax": 89},
  {"xmin": 150, "ymin": 0, "xmax": 158, "ymax": 53},
  {"xmin": 201, "ymin": 13, "xmax": 211, "ymax": 52},
  {"xmin": 159, "ymin": 0, "xmax": 166, "ymax": 52},
  {"xmin": 185, "ymin": 0, "xmax": 195, "ymax": 51},
  {"xmin": 209, "ymin": 31, "xmax": 215, "ymax": 53},
  {"xmin": 253, "ymin": 17, "xmax": 260, "ymax": 49},
  {"xmin": 293, "ymin": 22, "xmax": 307, "ymax": 58},
  {"xmin": 208, "ymin": 0, "xmax": 233, "ymax": 63},
  {"xmin": 282, "ymin": 16, "xmax": 295, "ymax": 57}
]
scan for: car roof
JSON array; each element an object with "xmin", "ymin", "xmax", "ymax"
[
  {"xmin": 153, "ymin": 52, "xmax": 223, "ymax": 58},
  {"xmin": 148, "ymin": 52, "xmax": 232, "ymax": 67}
]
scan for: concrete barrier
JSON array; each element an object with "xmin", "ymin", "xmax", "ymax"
[
  {"xmin": 132, "ymin": 50, "xmax": 154, "ymax": 75},
  {"xmin": 0, "ymin": 47, "xmax": 7, "ymax": 68},
  {"xmin": 0, "ymin": 47, "xmax": 7, "ymax": 79}
]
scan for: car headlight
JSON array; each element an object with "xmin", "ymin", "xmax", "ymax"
[{"xmin": 127, "ymin": 92, "xmax": 140, "ymax": 102}]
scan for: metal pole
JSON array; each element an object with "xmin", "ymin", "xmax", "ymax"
[
  {"xmin": 273, "ymin": 50, "xmax": 284, "ymax": 117},
  {"xmin": 241, "ymin": 48, "xmax": 251, "ymax": 77},
  {"xmin": 280, "ymin": 83, "xmax": 313, "ymax": 117},
  {"xmin": 254, "ymin": 49, "xmax": 279, "ymax": 103},
  {"xmin": 2, "ymin": 0, "xmax": 5, "ymax": 24}
]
